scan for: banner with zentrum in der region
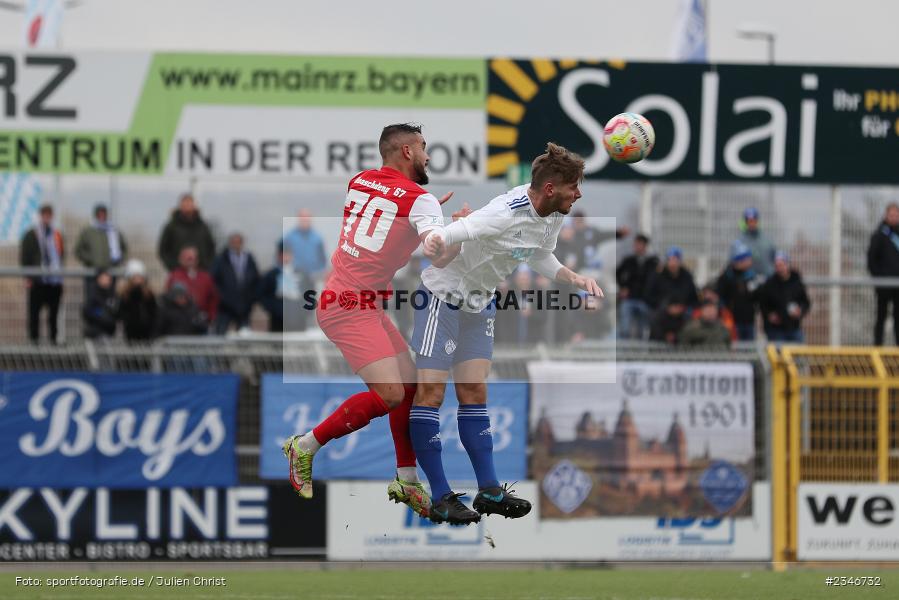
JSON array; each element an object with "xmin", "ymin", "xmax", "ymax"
[
  {"xmin": 528, "ymin": 362, "xmax": 754, "ymax": 518},
  {"xmin": 0, "ymin": 51, "xmax": 485, "ymax": 180},
  {"xmin": 487, "ymin": 58, "xmax": 899, "ymax": 183}
]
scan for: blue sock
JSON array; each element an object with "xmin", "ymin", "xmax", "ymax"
[
  {"xmin": 457, "ymin": 404, "xmax": 499, "ymax": 490},
  {"xmin": 409, "ymin": 406, "xmax": 452, "ymax": 501}
]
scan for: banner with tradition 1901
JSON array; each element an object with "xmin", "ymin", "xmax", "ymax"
[{"xmin": 527, "ymin": 361, "xmax": 755, "ymax": 519}]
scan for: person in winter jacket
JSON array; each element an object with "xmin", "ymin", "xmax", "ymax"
[
  {"xmin": 716, "ymin": 241, "xmax": 765, "ymax": 341},
  {"xmin": 570, "ymin": 210, "xmax": 629, "ymax": 272},
  {"xmin": 616, "ymin": 233, "xmax": 659, "ymax": 340},
  {"xmin": 866, "ymin": 203, "xmax": 899, "ymax": 345},
  {"xmin": 211, "ymin": 232, "xmax": 260, "ymax": 334},
  {"xmin": 680, "ymin": 298, "xmax": 732, "ymax": 348},
  {"xmin": 118, "ymin": 259, "xmax": 158, "ymax": 342},
  {"xmin": 645, "ymin": 246, "xmax": 699, "ymax": 344},
  {"xmin": 165, "ymin": 246, "xmax": 218, "ymax": 326},
  {"xmin": 20, "ymin": 204, "xmax": 65, "ymax": 343},
  {"xmin": 156, "ymin": 283, "xmax": 209, "ymax": 336},
  {"xmin": 82, "ymin": 269, "xmax": 120, "ymax": 339},
  {"xmin": 258, "ymin": 243, "xmax": 305, "ymax": 332},
  {"xmin": 157, "ymin": 194, "xmax": 216, "ymax": 271},
  {"xmin": 737, "ymin": 207, "xmax": 777, "ymax": 277},
  {"xmin": 759, "ymin": 251, "xmax": 811, "ymax": 343},
  {"xmin": 75, "ymin": 204, "xmax": 127, "ymax": 270},
  {"xmin": 691, "ymin": 285, "xmax": 737, "ymax": 341}
]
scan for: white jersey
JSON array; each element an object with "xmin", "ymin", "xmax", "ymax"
[{"xmin": 421, "ymin": 184, "xmax": 564, "ymax": 312}]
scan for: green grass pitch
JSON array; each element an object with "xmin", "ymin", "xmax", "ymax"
[{"xmin": 2, "ymin": 568, "xmax": 895, "ymax": 599}]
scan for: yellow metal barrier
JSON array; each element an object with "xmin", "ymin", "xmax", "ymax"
[{"xmin": 769, "ymin": 345, "xmax": 899, "ymax": 563}]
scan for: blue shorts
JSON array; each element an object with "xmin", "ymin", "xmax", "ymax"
[{"xmin": 410, "ymin": 284, "xmax": 496, "ymax": 370}]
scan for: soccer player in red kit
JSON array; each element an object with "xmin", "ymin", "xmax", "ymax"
[{"xmin": 282, "ymin": 123, "xmax": 454, "ymax": 517}]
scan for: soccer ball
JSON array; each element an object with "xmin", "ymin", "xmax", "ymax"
[{"xmin": 602, "ymin": 112, "xmax": 655, "ymax": 164}]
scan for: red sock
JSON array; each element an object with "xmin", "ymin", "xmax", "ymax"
[
  {"xmin": 389, "ymin": 384, "xmax": 418, "ymax": 468},
  {"xmin": 312, "ymin": 390, "xmax": 390, "ymax": 445}
]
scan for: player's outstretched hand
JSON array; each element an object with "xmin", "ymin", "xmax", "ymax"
[
  {"xmin": 574, "ymin": 274, "xmax": 604, "ymax": 298},
  {"xmin": 423, "ymin": 231, "xmax": 446, "ymax": 260},
  {"xmin": 437, "ymin": 191, "xmax": 454, "ymax": 205},
  {"xmin": 452, "ymin": 203, "xmax": 472, "ymax": 221}
]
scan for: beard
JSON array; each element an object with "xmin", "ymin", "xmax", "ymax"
[
  {"xmin": 554, "ymin": 196, "xmax": 575, "ymax": 215},
  {"xmin": 412, "ymin": 160, "xmax": 429, "ymax": 185}
]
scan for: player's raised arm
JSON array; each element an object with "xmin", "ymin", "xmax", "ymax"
[
  {"xmin": 529, "ymin": 248, "xmax": 604, "ymax": 297},
  {"xmin": 423, "ymin": 196, "xmax": 514, "ymax": 265}
]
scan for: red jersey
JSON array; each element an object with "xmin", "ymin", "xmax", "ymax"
[{"xmin": 328, "ymin": 166, "xmax": 444, "ymax": 291}]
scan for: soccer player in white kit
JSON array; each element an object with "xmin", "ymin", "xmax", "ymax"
[{"xmin": 407, "ymin": 143, "xmax": 604, "ymax": 524}]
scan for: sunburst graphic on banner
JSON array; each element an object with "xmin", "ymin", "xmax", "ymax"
[{"xmin": 486, "ymin": 58, "xmax": 627, "ymax": 177}]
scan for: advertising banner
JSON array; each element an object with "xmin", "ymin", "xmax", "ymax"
[
  {"xmin": 528, "ymin": 362, "xmax": 754, "ymax": 518},
  {"xmin": 5, "ymin": 51, "xmax": 899, "ymax": 183},
  {"xmin": 327, "ymin": 481, "xmax": 770, "ymax": 561},
  {"xmin": 798, "ymin": 483, "xmax": 899, "ymax": 560},
  {"xmin": 0, "ymin": 484, "xmax": 325, "ymax": 561},
  {"xmin": 259, "ymin": 376, "xmax": 527, "ymax": 482},
  {"xmin": 0, "ymin": 51, "xmax": 486, "ymax": 180},
  {"xmin": 487, "ymin": 58, "xmax": 899, "ymax": 183},
  {"xmin": 0, "ymin": 372, "xmax": 238, "ymax": 488}
]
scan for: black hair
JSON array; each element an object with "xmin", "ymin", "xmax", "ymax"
[{"xmin": 379, "ymin": 123, "xmax": 423, "ymax": 160}]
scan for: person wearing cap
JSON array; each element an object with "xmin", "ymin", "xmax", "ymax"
[
  {"xmin": 20, "ymin": 204, "xmax": 65, "ymax": 344},
  {"xmin": 616, "ymin": 233, "xmax": 659, "ymax": 340},
  {"xmin": 716, "ymin": 241, "xmax": 766, "ymax": 341},
  {"xmin": 118, "ymin": 259, "xmax": 158, "ymax": 342},
  {"xmin": 679, "ymin": 298, "xmax": 732, "ymax": 348},
  {"xmin": 692, "ymin": 285, "xmax": 737, "ymax": 341},
  {"xmin": 644, "ymin": 246, "xmax": 699, "ymax": 344},
  {"xmin": 866, "ymin": 203, "xmax": 899, "ymax": 345},
  {"xmin": 758, "ymin": 251, "xmax": 811, "ymax": 343},
  {"xmin": 157, "ymin": 282, "xmax": 209, "ymax": 336},
  {"xmin": 737, "ymin": 207, "xmax": 777, "ymax": 278},
  {"xmin": 75, "ymin": 204, "xmax": 128, "ymax": 271}
]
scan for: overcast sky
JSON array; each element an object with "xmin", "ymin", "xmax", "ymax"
[{"xmin": 0, "ymin": 0, "xmax": 894, "ymax": 66}]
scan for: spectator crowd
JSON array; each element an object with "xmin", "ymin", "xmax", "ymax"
[
  {"xmin": 20, "ymin": 194, "xmax": 327, "ymax": 343},
  {"xmin": 614, "ymin": 207, "xmax": 812, "ymax": 348},
  {"xmin": 19, "ymin": 192, "xmax": 899, "ymax": 349}
]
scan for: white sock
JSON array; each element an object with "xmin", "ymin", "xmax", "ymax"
[
  {"xmin": 396, "ymin": 467, "xmax": 419, "ymax": 482},
  {"xmin": 297, "ymin": 432, "xmax": 322, "ymax": 454}
]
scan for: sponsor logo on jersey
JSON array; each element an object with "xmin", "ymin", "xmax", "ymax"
[
  {"xmin": 340, "ymin": 240, "xmax": 360, "ymax": 258},
  {"xmin": 511, "ymin": 247, "xmax": 535, "ymax": 260},
  {"xmin": 354, "ymin": 177, "xmax": 392, "ymax": 195}
]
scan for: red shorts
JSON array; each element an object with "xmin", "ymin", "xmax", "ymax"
[{"xmin": 317, "ymin": 299, "xmax": 407, "ymax": 373}]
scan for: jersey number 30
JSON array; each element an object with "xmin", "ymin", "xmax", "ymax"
[{"xmin": 343, "ymin": 189, "xmax": 398, "ymax": 253}]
